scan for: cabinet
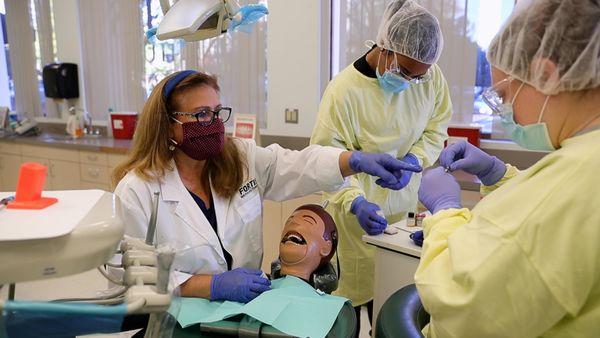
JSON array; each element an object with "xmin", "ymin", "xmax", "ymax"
[
  {"xmin": 20, "ymin": 156, "xmax": 80, "ymax": 190},
  {"xmin": 0, "ymin": 153, "xmax": 22, "ymax": 191},
  {"xmin": 0, "ymin": 142, "xmax": 21, "ymax": 155},
  {"xmin": 19, "ymin": 145, "xmax": 81, "ymax": 190},
  {"xmin": 0, "ymin": 141, "xmax": 121, "ymax": 192},
  {"xmin": 80, "ymin": 163, "xmax": 110, "ymax": 185},
  {"xmin": 49, "ymin": 159, "xmax": 81, "ymax": 190},
  {"xmin": 79, "ymin": 151, "xmax": 108, "ymax": 166}
]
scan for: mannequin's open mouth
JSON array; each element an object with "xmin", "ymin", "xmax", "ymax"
[{"xmin": 281, "ymin": 231, "xmax": 307, "ymax": 245}]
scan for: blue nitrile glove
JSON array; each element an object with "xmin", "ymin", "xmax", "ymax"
[
  {"xmin": 230, "ymin": 4, "xmax": 269, "ymax": 33},
  {"xmin": 410, "ymin": 230, "xmax": 424, "ymax": 247},
  {"xmin": 439, "ymin": 141, "xmax": 506, "ymax": 186},
  {"xmin": 349, "ymin": 151, "xmax": 422, "ymax": 190},
  {"xmin": 210, "ymin": 268, "xmax": 271, "ymax": 303},
  {"xmin": 350, "ymin": 196, "xmax": 387, "ymax": 235},
  {"xmin": 418, "ymin": 167, "xmax": 462, "ymax": 214}
]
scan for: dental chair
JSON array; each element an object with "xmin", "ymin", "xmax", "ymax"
[
  {"xmin": 173, "ymin": 260, "xmax": 356, "ymax": 338},
  {"xmin": 0, "ymin": 189, "xmax": 176, "ymax": 338},
  {"xmin": 375, "ymin": 284, "xmax": 429, "ymax": 338}
]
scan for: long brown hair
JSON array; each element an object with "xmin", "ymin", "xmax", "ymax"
[{"xmin": 112, "ymin": 71, "xmax": 247, "ymax": 198}]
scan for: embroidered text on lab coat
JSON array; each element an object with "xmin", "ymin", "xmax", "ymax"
[{"xmin": 239, "ymin": 179, "xmax": 258, "ymax": 198}]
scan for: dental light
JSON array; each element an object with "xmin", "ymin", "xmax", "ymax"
[{"xmin": 156, "ymin": 0, "xmax": 242, "ymax": 42}]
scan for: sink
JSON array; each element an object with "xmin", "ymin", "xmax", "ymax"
[
  {"xmin": 42, "ymin": 133, "xmax": 103, "ymax": 141},
  {"xmin": 42, "ymin": 134, "xmax": 74, "ymax": 141}
]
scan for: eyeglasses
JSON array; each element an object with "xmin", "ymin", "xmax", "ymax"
[
  {"xmin": 482, "ymin": 77, "xmax": 513, "ymax": 116},
  {"xmin": 171, "ymin": 106, "xmax": 232, "ymax": 126}
]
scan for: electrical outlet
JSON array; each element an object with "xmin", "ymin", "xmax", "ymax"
[{"xmin": 284, "ymin": 108, "xmax": 299, "ymax": 124}]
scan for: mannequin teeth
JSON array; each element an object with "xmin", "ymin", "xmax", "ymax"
[{"xmin": 281, "ymin": 232, "xmax": 307, "ymax": 245}]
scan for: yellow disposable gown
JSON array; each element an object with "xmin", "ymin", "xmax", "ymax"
[
  {"xmin": 415, "ymin": 128, "xmax": 600, "ymax": 337},
  {"xmin": 310, "ymin": 64, "xmax": 452, "ymax": 305}
]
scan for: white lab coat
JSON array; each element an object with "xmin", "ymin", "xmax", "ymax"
[{"xmin": 114, "ymin": 138, "xmax": 345, "ymax": 284}]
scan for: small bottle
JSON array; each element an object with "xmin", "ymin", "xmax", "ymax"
[
  {"xmin": 108, "ymin": 107, "xmax": 114, "ymax": 138},
  {"xmin": 66, "ymin": 111, "xmax": 78, "ymax": 138},
  {"xmin": 75, "ymin": 113, "xmax": 83, "ymax": 137}
]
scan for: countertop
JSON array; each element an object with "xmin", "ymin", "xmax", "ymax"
[
  {"xmin": 0, "ymin": 132, "xmax": 482, "ymax": 191},
  {"xmin": 362, "ymin": 219, "xmax": 422, "ymax": 258},
  {"xmin": 0, "ymin": 132, "xmax": 132, "ymax": 154}
]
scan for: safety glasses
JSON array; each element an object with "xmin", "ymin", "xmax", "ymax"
[
  {"xmin": 389, "ymin": 66, "xmax": 432, "ymax": 84},
  {"xmin": 385, "ymin": 51, "xmax": 432, "ymax": 84},
  {"xmin": 482, "ymin": 77, "xmax": 514, "ymax": 116}
]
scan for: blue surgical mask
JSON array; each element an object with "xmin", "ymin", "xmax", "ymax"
[
  {"xmin": 375, "ymin": 51, "xmax": 410, "ymax": 93},
  {"xmin": 499, "ymin": 83, "xmax": 555, "ymax": 151},
  {"xmin": 376, "ymin": 68, "xmax": 410, "ymax": 93}
]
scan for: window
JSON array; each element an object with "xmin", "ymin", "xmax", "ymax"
[
  {"xmin": 331, "ymin": 0, "xmax": 514, "ymax": 139},
  {"xmin": 141, "ymin": 0, "xmax": 179, "ymax": 96},
  {"xmin": 470, "ymin": 0, "xmax": 514, "ymax": 136},
  {"xmin": 3, "ymin": 0, "xmax": 43, "ymax": 119},
  {"xmin": 0, "ymin": 0, "xmax": 57, "ymax": 118},
  {"xmin": 29, "ymin": 0, "xmax": 58, "ymax": 117},
  {"xmin": 141, "ymin": 0, "xmax": 268, "ymax": 128},
  {"xmin": 0, "ymin": 1, "xmax": 13, "ymax": 110},
  {"xmin": 331, "ymin": 0, "xmax": 387, "ymax": 77},
  {"xmin": 77, "ymin": 0, "xmax": 145, "ymax": 123}
]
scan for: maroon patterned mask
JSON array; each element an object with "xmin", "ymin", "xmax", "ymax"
[{"xmin": 173, "ymin": 118, "xmax": 225, "ymax": 161}]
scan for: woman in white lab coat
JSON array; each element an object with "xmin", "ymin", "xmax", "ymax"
[{"xmin": 112, "ymin": 70, "xmax": 421, "ymax": 303}]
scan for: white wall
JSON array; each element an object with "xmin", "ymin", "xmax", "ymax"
[
  {"xmin": 262, "ymin": 0, "xmax": 329, "ymax": 137},
  {"xmin": 52, "ymin": 0, "xmax": 85, "ymax": 119}
]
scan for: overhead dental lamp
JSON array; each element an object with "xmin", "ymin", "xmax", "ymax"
[{"xmin": 155, "ymin": 0, "xmax": 267, "ymax": 42}]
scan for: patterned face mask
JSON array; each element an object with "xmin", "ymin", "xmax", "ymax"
[{"xmin": 170, "ymin": 117, "xmax": 225, "ymax": 161}]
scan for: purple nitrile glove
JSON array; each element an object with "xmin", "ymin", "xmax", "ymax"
[
  {"xmin": 210, "ymin": 268, "xmax": 271, "ymax": 303},
  {"xmin": 439, "ymin": 140, "xmax": 506, "ymax": 186},
  {"xmin": 349, "ymin": 151, "xmax": 422, "ymax": 190},
  {"xmin": 350, "ymin": 196, "xmax": 387, "ymax": 235},
  {"xmin": 418, "ymin": 167, "xmax": 462, "ymax": 214},
  {"xmin": 378, "ymin": 153, "xmax": 421, "ymax": 190},
  {"xmin": 410, "ymin": 230, "xmax": 424, "ymax": 247}
]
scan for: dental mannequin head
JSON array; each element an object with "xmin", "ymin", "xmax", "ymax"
[{"xmin": 279, "ymin": 204, "xmax": 338, "ymax": 282}]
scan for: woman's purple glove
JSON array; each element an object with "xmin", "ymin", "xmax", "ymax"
[
  {"xmin": 210, "ymin": 268, "xmax": 271, "ymax": 303},
  {"xmin": 350, "ymin": 196, "xmax": 387, "ymax": 235},
  {"xmin": 439, "ymin": 141, "xmax": 506, "ymax": 186},
  {"xmin": 418, "ymin": 167, "xmax": 462, "ymax": 214},
  {"xmin": 349, "ymin": 151, "xmax": 422, "ymax": 190}
]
